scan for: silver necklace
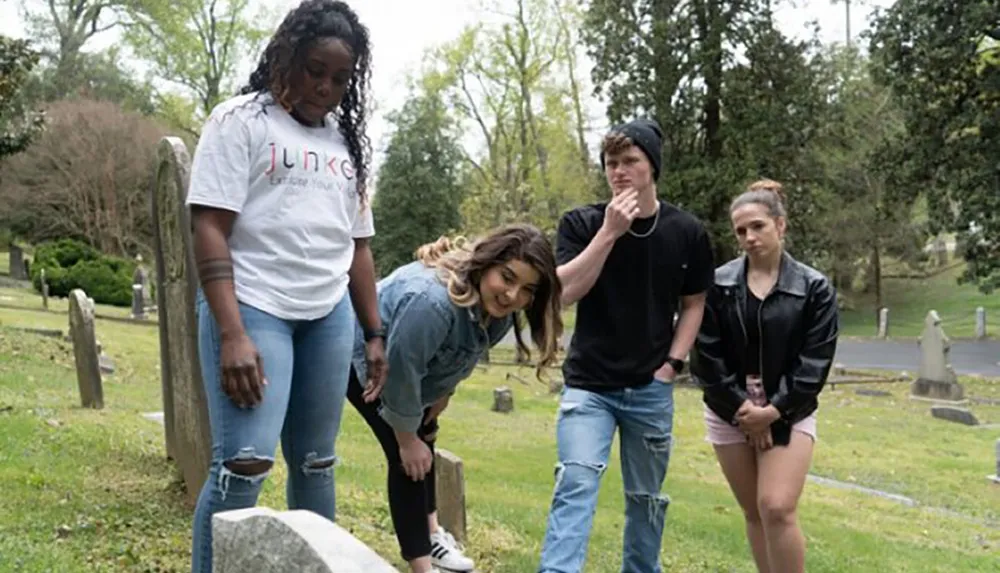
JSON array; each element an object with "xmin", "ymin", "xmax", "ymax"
[{"xmin": 627, "ymin": 204, "xmax": 661, "ymax": 238}]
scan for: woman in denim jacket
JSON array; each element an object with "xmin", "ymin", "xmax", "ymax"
[
  {"xmin": 347, "ymin": 223, "xmax": 563, "ymax": 573},
  {"xmin": 690, "ymin": 179, "xmax": 838, "ymax": 573}
]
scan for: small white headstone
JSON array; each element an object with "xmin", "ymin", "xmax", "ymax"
[
  {"xmin": 212, "ymin": 507, "xmax": 400, "ymax": 573},
  {"xmin": 975, "ymin": 307, "xmax": 987, "ymax": 340},
  {"xmin": 877, "ymin": 307, "xmax": 889, "ymax": 339}
]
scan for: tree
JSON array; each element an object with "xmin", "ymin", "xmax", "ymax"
[
  {"xmin": 431, "ymin": 0, "xmax": 598, "ymax": 235},
  {"xmin": 812, "ymin": 47, "xmax": 924, "ymax": 312},
  {"xmin": 581, "ymin": 0, "xmax": 833, "ymax": 264},
  {"xmin": 371, "ymin": 86, "xmax": 466, "ymax": 277},
  {"xmin": 0, "ymin": 35, "xmax": 46, "ymax": 160},
  {"xmin": 121, "ymin": 0, "xmax": 271, "ymax": 134},
  {"xmin": 19, "ymin": 0, "xmax": 123, "ymax": 99},
  {"xmin": 0, "ymin": 98, "xmax": 166, "ymax": 255},
  {"xmin": 869, "ymin": 0, "xmax": 1000, "ymax": 293}
]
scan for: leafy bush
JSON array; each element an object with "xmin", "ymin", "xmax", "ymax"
[{"xmin": 30, "ymin": 239, "xmax": 137, "ymax": 306}]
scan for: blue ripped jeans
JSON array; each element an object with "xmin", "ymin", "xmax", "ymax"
[
  {"xmin": 538, "ymin": 381, "xmax": 675, "ymax": 573},
  {"xmin": 190, "ymin": 294, "xmax": 354, "ymax": 573}
]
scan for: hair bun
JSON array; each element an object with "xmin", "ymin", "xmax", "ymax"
[{"xmin": 747, "ymin": 178, "xmax": 785, "ymax": 204}]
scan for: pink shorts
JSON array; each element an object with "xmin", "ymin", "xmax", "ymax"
[{"xmin": 704, "ymin": 376, "xmax": 818, "ymax": 446}]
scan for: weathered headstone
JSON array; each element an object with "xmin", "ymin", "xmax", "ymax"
[
  {"xmin": 877, "ymin": 307, "xmax": 889, "ymax": 339},
  {"xmin": 930, "ymin": 405, "xmax": 979, "ymax": 426},
  {"xmin": 492, "ymin": 386, "xmax": 514, "ymax": 413},
  {"xmin": 131, "ymin": 284, "xmax": 145, "ymax": 319},
  {"xmin": 434, "ymin": 449, "xmax": 467, "ymax": 545},
  {"xmin": 212, "ymin": 507, "xmax": 400, "ymax": 573},
  {"xmin": 933, "ymin": 236, "xmax": 948, "ymax": 266},
  {"xmin": 990, "ymin": 439, "xmax": 1000, "ymax": 484},
  {"xmin": 910, "ymin": 310, "xmax": 965, "ymax": 402},
  {"xmin": 976, "ymin": 307, "xmax": 987, "ymax": 340},
  {"xmin": 8, "ymin": 244, "xmax": 27, "ymax": 280},
  {"xmin": 68, "ymin": 289, "xmax": 103, "ymax": 409},
  {"xmin": 40, "ymin": 268, "xmax": 49, "ymax": 310},
  {"xmin": 133, "ymin": 254, "xmax": 152, "ymax": 305},
  {"xmin": 150, "ymin": 136, "xmax": 210, "ymax": 500}
]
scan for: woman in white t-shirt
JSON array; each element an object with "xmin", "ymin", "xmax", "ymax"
[{"xmin": 184, "ymin": 2, "xmax": 386, "ymax": 571}]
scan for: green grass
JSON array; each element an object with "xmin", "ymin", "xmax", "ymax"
[
  {"xmin": 2, "ymin": 304, "xmax": 999, "ymax": 572},
  {"xmin": 839, "ymin": 264, "xmax": 999, "ymax": 339}
]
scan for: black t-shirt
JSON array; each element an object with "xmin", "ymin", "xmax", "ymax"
[
  {"xmin": 745, "ymin": 290, "xmax": 762, "ymax": 376},
  {"xmin": 556, "ymin": 200, "xmax": 715, "ymax": 390}
]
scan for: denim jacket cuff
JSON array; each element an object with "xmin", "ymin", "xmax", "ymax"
[{"xmin": 378, "ymin": 404, "xmax": 423, "ymax": 433}]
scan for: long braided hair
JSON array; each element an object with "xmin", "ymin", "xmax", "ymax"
[{"xmin": 239, "ymin": 0, "xmax": 373, "ymax": 201}]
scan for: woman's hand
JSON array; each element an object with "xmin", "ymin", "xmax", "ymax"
[
  {"xmin": 398, "ymin": 434, "xmax": 433, "ymax": 481},
  {"xmin": 220, "ymin": 331, "xmax": 267, "ymax": 408},
  {"xmin": 747, "ymin": 429, "xmax": 774, "ymax": 451},
  {"xmin": 362, "ymin": 337, "xmax": 387, "ymax": 402},
  {"xmin": 736, "ymin": 403, "xmax": 780, "ymax": 435}
]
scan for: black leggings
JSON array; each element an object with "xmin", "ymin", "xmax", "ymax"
[{"xmin": 346, "ymin": 368, "xmax": 438, "ymax": 561}]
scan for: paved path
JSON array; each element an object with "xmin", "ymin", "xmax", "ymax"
[{"xmin": 500, "ymin": 331, "xmax": 1000, "ymax": 377}]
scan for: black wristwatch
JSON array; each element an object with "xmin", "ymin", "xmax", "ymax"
[
  {"xmin": 666, "ymin": 357, "xmax": 685, "ymax": 375},
  {"xmin": 364, "ymin": 325, "xmax": 387, "ymax": 342}
]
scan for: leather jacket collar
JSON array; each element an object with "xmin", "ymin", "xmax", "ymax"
[{"xmin": 714, "ymin": 250, "xmax": 808, "ymax": 298}]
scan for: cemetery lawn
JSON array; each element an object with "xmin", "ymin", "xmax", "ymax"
[
  {"xmin": 838, "ymin": 264, "xmax": 1000, "ymax": 339},
  {"xmin": 2, "ymin": 311, "xmax": 1000, "ymax": 572}
]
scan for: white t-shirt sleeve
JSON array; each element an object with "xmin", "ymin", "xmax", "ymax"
[
  {"xmin": 186, "ymin": 107, "xmax": 253, "ymax": 213},
  {"xmin": 352, "ymin": 201, "xmax": 375, "ymax": 238}
]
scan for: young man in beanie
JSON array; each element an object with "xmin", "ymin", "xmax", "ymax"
[{"xmin": 537, "ymin": 118, "xmax": 714, "ymax": 573}]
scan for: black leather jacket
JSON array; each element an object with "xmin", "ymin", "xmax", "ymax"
[{"xmin": 689, "ymin": 252, "xmax": 839, "ymax": 446}]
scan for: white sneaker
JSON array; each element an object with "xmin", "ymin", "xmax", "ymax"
[{"xmin": 429, "ymin": 528, "xmax": 474, "ymax": 572}]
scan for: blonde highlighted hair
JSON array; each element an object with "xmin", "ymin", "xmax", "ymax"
[{"xmin": 414, "ymin": 224, "xmax": 563, "ymax": 378}]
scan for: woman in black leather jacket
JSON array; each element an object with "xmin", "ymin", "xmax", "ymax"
[{"xmin": 690, "ymin": 179, "xmax": 838, "ymax": 573}]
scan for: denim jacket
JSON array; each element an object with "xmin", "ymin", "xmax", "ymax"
[{"xmin": 351, "ymin": 261, "xmax": 513, "ymax": 432}]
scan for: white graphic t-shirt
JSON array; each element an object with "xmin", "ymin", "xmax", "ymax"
[{"xmin": 186, "ymin": 92, "xmax": 374, "ymax": 320}]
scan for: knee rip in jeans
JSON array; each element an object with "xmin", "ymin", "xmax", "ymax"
[
  {"xmin": 300, "ymin": 451, "xmax": 338, "ymax": 477},
  {"xmin": 218, "ymin": 447, "xmax": 274, "ymax": 501},
  {"xmin": 643, "ymin": 433, "xmax": 672, "ymax": 456},
  {"xmin": 625, "ymin": 491, "xmax": 671, "ymax": 525},
  {"xmin": 553, "ymin": 460, "xmax": 606, "ymax": 488}
]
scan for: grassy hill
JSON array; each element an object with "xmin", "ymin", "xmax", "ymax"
[
  {"xmin": 839, "ymin": 264, "xmax": 999, "ymax": 339},
  {"xmin": 1, "ymin": 303, "xmax": 998, "ymax": 572}
]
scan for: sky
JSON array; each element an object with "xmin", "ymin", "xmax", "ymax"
[{"xmin": 1, "ymin": 0, "xmax": 895, "ymax": 168}]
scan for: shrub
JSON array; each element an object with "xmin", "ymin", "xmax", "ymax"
[{"xmin": 30, "ymin": 239, "xmax": 137, "ymax": 306}]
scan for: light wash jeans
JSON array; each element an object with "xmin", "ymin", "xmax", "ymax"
[
  {"xmin": 190, "ymin": 293, "xmax": 354, "ymax": 573},
  {"xmin": 538, "ymin": 381, "xmax": 675, "ymax": 573}
]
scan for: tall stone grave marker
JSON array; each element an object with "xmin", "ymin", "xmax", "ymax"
[
  {"xmin": 435, "ymin": 449, "xmax": 467, "ymax": 544},
  {"xmin": 68, "ymin": 289, "xmax": 103, "ymax": 409},
  {"xmin": 150, "ymin": 136, "xmax": 211, "ymax": 502},
  {"xmin": 910, "ymin": 310, "xmax": 964, "ymax": 402},
  {"xmin": 8, "ymin": 244, "xmax": 27, "ymax": 280}
]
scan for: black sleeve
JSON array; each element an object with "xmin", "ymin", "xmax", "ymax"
[
  {"xmin": 690, "ymin": 285, "xmax": 748, "ymax": 418},
  {"xmin": 555, "ymin": 208, "xmax": 596, "ymax": 266},
  {"xmin": 770, "ymin": 277, "xmax": 839, "ymax": 418},
  {"xmin": 681, "ymin": 222, "xmax": 715, "ymax": 296}
]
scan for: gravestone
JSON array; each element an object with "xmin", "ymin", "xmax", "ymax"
[
  {"xmin": 131, "ymin": 284, "xmax": 145, "ymax": 319},
  {"xmin": 40, "ymin": 268, "xmax": 49, "ymax": 309},
  {"xmin": 133, "ymin": 254, "xmax": 152, "ymax": 305},
  {"xmin": 856, "ymin": 389, "xmax": 892, "ymax": 398},
  {"xmin": 8, "ymin": 244, "xmax": 27, "ymax": 280},
  {"xmin": 910, "ymin": 310, "xmax": 965, "ymax": 402},
  {"xmin": 492, "ymin": 386, "xmax": 514, "ymax": 413},
  {"xmin": 930, "ymin": 405, "xmax": 979, "ymax": 426},
  {"xmin": 68, "ymin": 289, "xmax": 103, "ymax": 409},
  {"xmin": 434, "ymin": 449, "xmax": 467, "ymax": 544},
  {"xmin": 877, "ymin": 307, "xmax": 889, "ymax": 339},
  {"xmin": 990, "ymin": 439, "xmax": 1000, "ymax": 485},
  {"xmin": 212, "ymin": 507, "xmax": 400, "ymax": 573},
  {"xmin": 933, "ymin": 236, "xmax": 948, "ymax": 266},
  {"xmin": 150, "ymin": 136, "xmax": 210, "ymax": 501},
  {"xmin": 976, "ymin": 307, "xmax": 987, "ymax": 340}
]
